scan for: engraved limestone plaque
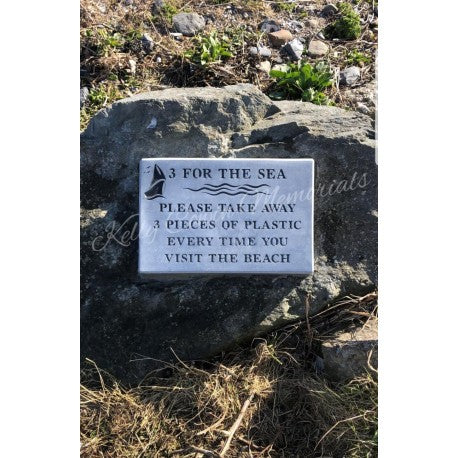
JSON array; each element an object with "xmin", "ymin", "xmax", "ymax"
[{"xmin": 139, "ymin": 158, "xmax": 314, "ymax": 276}]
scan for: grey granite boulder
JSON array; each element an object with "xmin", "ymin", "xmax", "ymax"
[
  {"xmin": 81, "ymin": 84, "xmax": 377, "ymax": 382},
  {"xmin": 172, "ymin": 12, "xmax": 205, "ymax": 36}
]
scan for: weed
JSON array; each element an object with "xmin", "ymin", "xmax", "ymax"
[
  {"xmin": 185, "ymin": 31, "xmax": 233, "ymax": 65},
  {"xmin": 85, "ymin": 28, "xmax": 124, "ymax": 57},
  {"xmin": 152, "ymin": 1, "xmax": 178, "ymax": 25},
  {"xmin": 325, "ymin": 2, "xmax": 362, "ymax": 40},
  {"xmin": 80, "ymin": 84, "xmax": 124, "ymax": 130},
  {"xmin": 275, "ymin": 1, "xmax": 296, "ymax": 13},
  {"xmin": 124, "ymin": 28, "xmax": 143, "ymax": 42},
  {"xmin": 269, "ymin": 61, "xmax": 333, "ymax": 104},
  {"xmin": 346, "ymin": 49, "xmax": 371, "ymax": 66}
]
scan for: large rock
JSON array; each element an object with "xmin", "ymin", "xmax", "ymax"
[{"xmin": 81, "ymin": 84, "xmax": 377, "ymax": 382}]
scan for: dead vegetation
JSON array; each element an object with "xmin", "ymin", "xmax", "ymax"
[{"xmin": 81, "ymin": 292, "xmax": 378, "ymax": 457}]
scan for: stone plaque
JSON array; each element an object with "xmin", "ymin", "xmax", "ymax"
[{"xmin": 139, "ymin": 158, "xmax": 314, "ymax": 276}]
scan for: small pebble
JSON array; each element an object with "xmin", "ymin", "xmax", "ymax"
[
  {"xmin": 340, "ymin": 66, "xmax": 361, "ymax": 86},
  {"xmin": 283, "ymin": 38, "xmax": 304, "ymax": 61},
  {"xmin": 249, "ymin": 46, "xmax": 272, "ymax": 58},
  {"xmin": 156, "ymin": 56, "xmax": 162, "ymax": 63},
  {"xmin": 258, "ymin": 61, "xmax": 272, "ymax": 74},
  {"xmin": 258, "ymin": 46, "xmax": 272, "ymax": 57},
  {"xmin": 172, "ymin": 12, "xmax": 205, "ymax": 36},
  {"xmin": 272, "ymin": 63, "xmax": 289, "ymax": 72},
  {"xmin": 128, "ymin": 59, "xmax": 136, "ymax": 75},
  {"xmin": 249, "ymin": 46, "xmax": 258, "ymax": 56},
  {"xmin": 321, "ymin": 4, "xmax": 338, "ymax": 17},
  {"xmin": 141, "ymin": 33, "xmax": 154, "ymax": 53},
  {"xmin": 80, "ymin": 87, "xmax": 89, "ymax": 107},
  {"xmin": 268, "ymin": 29, "xmax": 293, "ymax": 47},
  {"xmin": 307, "ymin": 40, "xmax": 329, "ymax": 57},
  {"xmin": 152, "ymin": 0, "xmax": 166, "ymax": 12},
  {"xmin": 259, "ymin": 19, "xmax": 281, "ymax": 33}
]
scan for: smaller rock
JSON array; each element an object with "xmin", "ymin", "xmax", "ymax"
[
  {"xmin": 80, "ymin": 87, "xmax": 89, "ymax": 107},
  {"xmin": 356, "ymin": 102, "xmax": 371, "ymax": 115},
  {"xmin": 170, "ymin": 32, "xmax": 183, "ymax": 40},
  {"xmin": 307, "ymin": 40, "xmax": 329, "ymax": 57},
  {"xmin": 272, "ymin": 63, "xmax": 289, "ymax": 73},
  {"xmin": 141, "ymin": 33, "xmax": 154, "ymax": 53},
  {"xmin": 152, "ymin": 0, "xmax": 166, "ymax": 13},
  {"xmin": 288, "ymin": 20, "xmax": 303, "ymax": 33},
  {"xmin": 257, "ymin": 61, "xmax": 272, "ymax": 74},
  {"xmin": 321, "ymin": 3, "xmax": 338, "ymax": 17},
  {"xmin": 128, "ymin": 59, "xmax": 136, "ymax": 75},
  {"xmin": 283, "ymin": 38, "xmax": 304, "ymax": 61},
  {"xmin": 340, "ymin": 66, "xmax": 361, "ymax": 86},
  {"xmin": 248, "ymin": 46, "xmax": 271, "ymax": 58},
  {"xmin": 243, "ymin": 12, "xmax": 249, "ymax": 19},
  {"xmin": 249, "ymin": 46, "xmax": 258, "ymax": 56},
  {"xmin": 259, "ymin": 19, "xmax": 281, "ymax": 33},
  {"xmin": 268, "ymin": 29, "xmax": 293, "ymax": 47},
  {"xmin": 156, "ymin": 56, "xmax": 162, "ymax": 63},
  {"xmin": 317, "ymin": 31, "xmax": 325, "ymax": 40},
  {"xmin": 321, "ymin": 318, "xmax": 378, "ymax": 381},
  {"xmin": 258, "ymin": 46, "xmax": 272, "ymax": 57},
  {"xmin": 273, "ymin": 56, "xmax": 283, "ymax": 64},
  {"xmin": 172, "ymin": 12, "xmax": 205, "ymax": 36}
]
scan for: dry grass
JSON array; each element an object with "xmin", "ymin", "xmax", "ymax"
[{"xmin": 81, "ymin": 292, "xmax": 378, "ymax": 457}]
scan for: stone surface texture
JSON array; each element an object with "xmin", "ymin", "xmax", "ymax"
[
  {"xmin": 340, "ymin": 66, "xmax": 361, "ymax": 86},
  {"xmin": 172, "ymin": 13, "xmax": 205, "ymax": 36},
  {"xmin": 307, "ymin": 40, "xmax": 329, "ymax": 57},
  {"xmin": 268, "ymin": 30, "xmax": 293, "ymax": 47},
  {"xmin": 259, "ymin": 19, "xmax": 281, "ymax": 33},
  {"xmin": 81, "ymin": 84, "xmax": 377, "ymax": 382},
  {"xmin": 321, "ymin": 318, "xmax": 378, "ymax": 381},
  {"xmin": 283, "ymin": 38, "xmax": 304, "ymax": 61}
]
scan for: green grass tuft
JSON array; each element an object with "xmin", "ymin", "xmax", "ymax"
[{"xmin": 185, "ymin": 30, "xmax": 233, "ymax": 65}]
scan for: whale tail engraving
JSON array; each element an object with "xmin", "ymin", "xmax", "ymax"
[{"xmin": 144, "ymin": 164, "xmax": 166, "ymax": 200}]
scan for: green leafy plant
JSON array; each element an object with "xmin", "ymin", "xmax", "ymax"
[
  {"xmin": 152, "ymin": 1, "xmax": 178, "ymax": 25},
  {"xmin": 85, "ymin": 29, "xmax": 124, "ymax": 56},
  {"xmin": 185, "ymin": 31, "xmax": 233, "ymax": 65},
  {"xmin": 325, "ymin": 2, "xmax": 362, "ymax": 40},
  {"xmin": 275, "ymin": 1, "xmax": 296, "ymax": 13},
  {"xmin": 269, "ymin": 61, "xmax": 333, "ymax": 104},
  {"xmin": 124, "ymin": 28, "xmax": 143, "ymax": 42},
  {"xmin": 346, "ymin": 49, "xmax": 371, "ymax": 65},
  {"xmin": 161, "ymin": 2, "xmax": 178, "ymax": 23}
]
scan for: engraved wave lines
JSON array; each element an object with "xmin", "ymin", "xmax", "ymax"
[{"xmin": 185, "ymin": 183, "xmax": 270, "ymax": 196}]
